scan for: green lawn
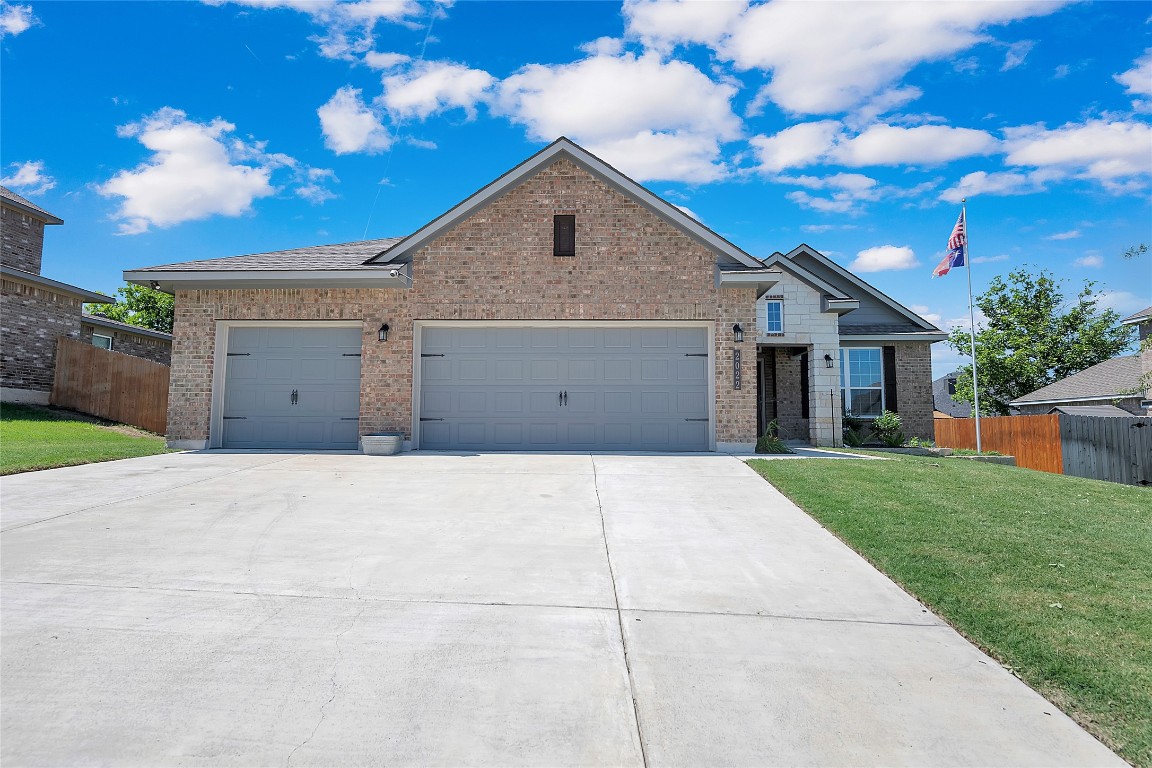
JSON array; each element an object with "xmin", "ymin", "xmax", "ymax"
[
  {"xmin": 748, "ymin": 451, "xmax": 1151, "ymax": 767},
  {"xmin": 1, "ymin": 402, "xmax": 171, "ymax": 475}
]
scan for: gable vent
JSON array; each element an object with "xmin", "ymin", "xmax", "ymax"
[{"xmin": 554, "ymin": 214, "xmax": 576, "ymax": 257}]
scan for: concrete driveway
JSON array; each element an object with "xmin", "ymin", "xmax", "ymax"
[{"xmin": 1, "ymin": 452, "xmax": 1120, "ymax": 767}]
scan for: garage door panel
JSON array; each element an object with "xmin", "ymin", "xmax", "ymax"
[
  {"xmin": 222, "ymin": 326, "xmax": 361, "ymax": 449},
  {"xmin": 418, "ymin": 326, "xmax": 709, "ymax": 451}
]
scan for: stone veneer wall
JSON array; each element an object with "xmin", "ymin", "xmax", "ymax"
[
  {"xmin": 79, "ymin": 323, "xmax": 173, "ymax": 366},
  {"xmin": 0, "ymin": 276, "xmax": 83, "ymax": 393},
  {"xmin": 1, "ymin": 205, "xmax": 46, "ymax": 274},
  {"xmin": 166, "ymin": 158, "xmax": 758, "ymax": 447}
]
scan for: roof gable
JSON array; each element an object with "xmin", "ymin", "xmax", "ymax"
[
  {"xmin": 0, "ymin": 185, "xmax": 63, "ymax": 225},
  {"xmin": 367, "ymin": 137, "xmax": 761, "ymax": 268}
]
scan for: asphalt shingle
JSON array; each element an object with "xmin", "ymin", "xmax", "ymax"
[
  {"xmin": 129, "ymin": 237, "xmax": 404, "ymax": 272},
  {"xmin": 1010, "ymin": 355, "xmax": 1142, "ymax": 404}
]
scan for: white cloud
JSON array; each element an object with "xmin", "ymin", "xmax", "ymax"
[
  {"xmin": 0, "ymin": 1, "xmax": 35, "ymax": 36},
  {"xmin": 1074, "ymin": 254, "xmax": 1102, "ymax": 268},
  {"xmin": 939, "ymin": 169, "xmax": 1058, "ymax": 202},
  {"xmin": 381, "ymin": 61, "xmax": 495, "ymax": 120},
  {"xmin": 1094, "ymin": 290, "xmax": 1145, "ymax": 315},
  {"xmin": 623, "ymin": 0, "xmax": 747, "ymax": 52},
  {"xmin": 910, "ymin": 304, "xmax": 943, "ymax": 328},
  {"xmin": 674, "ymin": 204, "xmax": 702, "ymax": 223},
  {"xmin": 971, "ymin": 254, "xmax": 1010, "ymax": 264},
  {"xmin": 1000, "ymin": 40, "xmax": 1035, "ymax": 71},
  {"xmin": 800, "ymin": 223, "xmax": 857, "ymax": 233},
  {"xmin": 98, "ymin": 108, "xmax": 286, "ymax": 234},
  {"xmin": 363, "ymin": 51, "xmax": 410, "ymax": 70},
  {"xmin": 850, "ymin": 245, "xmax": 920, "ymax": 272},
  {"xmin": 296, "ymin": 167, "xmax": 339, "ymax": 204},
  {"xmin": 748, "ymin": 121, "xmax": 841, "ymax": 172},
  {"xmin": 205, "ymin": 0, "xmax": 422, "ymax": 61},
  {"xmin": 1003, "ymin": 120, "xmax": 1152, "ymax": 188},
  {"xmin": 579, "ymin": 36, "xmax": 624, "ymax": 57},
  {"xmin": 495, "ymin": 52, "xmax": 741, "ymax": 182},
  {"xmin": 720, "ymin": 1, "xmax": 1065, "ymax": 114},
  {"xmin": 318, "ymin": 86, "xmax": 391, "ymax": 154},
  {"xmin": 1115, "ymin": 48, "xmax": 1152, "ymax": 111},
  {"xmin": 1045, "ymin": 229, "xmax": 1080, "ymax": 240},
  {"xmin": 585, "ymin": 132, "xmax": 727, "ymax": 183},
  {"xmin": 832, "ymin": 124, "xmax": 998, "ymax": 166},
  {"xmin": 1, "ymin": 160, "xmax": 56, "ymax": 195}
]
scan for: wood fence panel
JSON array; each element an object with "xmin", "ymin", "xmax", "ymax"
[
  {"xmin": 1059, "ymin": 414, "xmax": 1152, "ymax": 486},
  {"xmin": 934, "ymin": 414, "xmax": 1063, "ymax": 474},
  {"xmin": 51, "ymin": 337, "xmax": 170, "ymax": 434}
]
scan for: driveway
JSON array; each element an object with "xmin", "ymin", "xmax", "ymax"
[{"xmin": 1, "ymin": 452, "xmax": 1120, "ymax": 767}]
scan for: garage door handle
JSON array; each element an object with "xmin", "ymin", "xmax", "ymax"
[
  {"xmin": 291, "ymin": 389, "xmax": 298, "ymax": 405},
  {"xmin": 420, "ymin": 417, "xmax": 444, "ymax": 422},
  {"xmin": 685, "ymin": 353, "xmax": 708, "ymax": 357},
  {"xmin": 227, "ymin": 352, "xmax": 250, "ymax": 357},
  {"xmin": 223, "ymin": 416, "xmax": 247, "ymax": 420},
  {"xmin": 685, "ymin": 418, "xmax": 709, "ymax": 422},
  {"xmin": 562, "ymin": 390, "xmax": 568, "ymax": 406}
]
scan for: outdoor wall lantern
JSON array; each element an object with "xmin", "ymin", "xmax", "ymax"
[
  {"xmin": 732, "ymin": 323, "xmax": 744, "ymax": 343},
  {"xmin": 824, "ymin": 353, "xmax": 834, "ymax": 368},
  {"xmin": 378, "ymin": 323, "xmax": 390, "ymax": 342}
]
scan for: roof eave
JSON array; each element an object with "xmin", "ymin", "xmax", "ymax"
[
  {"xmin": 81, "ymin": 315, "xmax": 173, "ymax": 341},
  {"xmin": 124, "ymin": 267, "xmax": 412, "ymax": 294},
  {"xmin": 839, "ymin": 332, "xmax": 949, "ymax": 343},
  {"xmin": 1010, "ymin": 393, "xmax": 1141, "ymax": 406},
  {"xmin": 1, "ymin": 265, "xmax": 109, "ymax": 302},
  {"xmin": 0, "ymin": 197, "xmax": 63, "ymax": 225}
]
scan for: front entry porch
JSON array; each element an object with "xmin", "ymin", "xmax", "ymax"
[{"xmin": 756, "ymin": 345, "xmax": 842, "ymax": 447}]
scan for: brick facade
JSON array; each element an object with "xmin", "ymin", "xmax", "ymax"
[
  {"xmin": 892, "ymin": 341, "xmax": 934, "ymax": 440},
  {"xmin": 166, "ymin": 158, "xmax": 759, "ymax": 447},
  {"xmin": 1, "ymin": 205, "xmax": 45, "ymax": 274},
  {"xmin": 0, "ymin": 276, "xmax": 83, "ymax": 393},
  {"xmin": 79, "ymin": 323, "xmax": 172, "ymax": 365}
]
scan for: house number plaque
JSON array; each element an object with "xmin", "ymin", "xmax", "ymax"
[{"xmin": 733, "ymin": 349, "xmax": 742, "ymax": 390}]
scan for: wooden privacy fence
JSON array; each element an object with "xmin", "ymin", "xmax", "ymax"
[
  {"xmin": 935, "ymin": 413, "xmax": 1152, "ymax": 486},
  {"xmin": 51, "ymin": 336, "xmax": 169, "ymax": 434}
]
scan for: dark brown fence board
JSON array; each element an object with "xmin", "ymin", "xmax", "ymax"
[
  {"xmin": 934, "ymin": 414, "xmax": 1063, "ymax": 474},
  {"xmin": 51, "ymin": 336, "xmax": 170, "ymax": 435}
]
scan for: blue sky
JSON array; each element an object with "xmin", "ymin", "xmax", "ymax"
[{"xmin": 2, "ymin": 0, "xmax": 1150, "ymax": 377}]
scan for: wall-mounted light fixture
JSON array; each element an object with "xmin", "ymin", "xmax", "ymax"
[
  {"xmin": 732, "ymin": 323, "xmax": 744, "ymax": 343},
  {"xmin": 378, "ymin": 323, "xmax": 390, "ymax": 342},
  {"xmin": 149, "ymin": 281, "xmax": 161, "ymax": 290},
  {"xmin": 824, "ymin": 353, "xmax": 834, "ymax": 368}
]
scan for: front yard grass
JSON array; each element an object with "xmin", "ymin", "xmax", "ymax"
[
  {"xmin": 1, "ymin": 402, "xmax": 171, "ymax": 475},
  {"xmin": 748, "ymin": 451, "xmax": 1151, "ymax": 767}
]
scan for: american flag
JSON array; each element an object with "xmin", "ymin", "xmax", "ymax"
[{"xmin": 932, "ymin": 210, "xmax": 967, "ymax": 278}]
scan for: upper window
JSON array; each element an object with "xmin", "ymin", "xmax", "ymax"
[
  {"xmin": 764, "ymin": 301, "xmax": 784, "ymax": 334},
  {"xmin": 92, "ymin": 333, "xmax": 113, "ymax": 350},
  {"xmin": 554, "ymin": 214, "xmax": 575, "ymax": 257},
  {"xmin": 840, "ymin": 347, "xmax": 883, "ymax": 417}
]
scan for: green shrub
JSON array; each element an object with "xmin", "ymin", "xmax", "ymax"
[
  {"xmin": 755, "ymin": 419, "xmax": 793, "ymax": 454},
  {"xmin": 871, "ymin": 410, "xmax": 905, "ymax": 447},
  {"xmin": 904, "ymin": 436, "xmax": 936, "ymax": 448}
]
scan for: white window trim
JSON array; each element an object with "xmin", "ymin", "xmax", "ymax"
[
  {"xmin": 840, "ymin": 347, "xmax": 885, "ymax": 418},
  {"xmin": 92, "ymin": 333, "xmax": 113, "ymax": 350},
  {"xmin": 763, "ymin": 300, "xmax": 784, "ymax": 334}
]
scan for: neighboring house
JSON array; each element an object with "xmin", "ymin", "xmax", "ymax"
[
  {"xmin": 0, "ymin": 186, "xmax": 173, "ymax": 404},
  {"xmin": 125, "ymin": 138, "xmax": 946, "ymax": 452},
  {"xmin": 1009, "ymin": 355, "xmax": 1147, "ymax": 416},
  {"xmin": 80, "ymin": 313, "xmax": 172, "ymax": 365},
  {"xmin": 932, "ymin": 370, "xmax": 973, "ymax": 418},
  {"xmin": 1122, "ymin": 305, "xmax": 1151, "ymax": 407}
]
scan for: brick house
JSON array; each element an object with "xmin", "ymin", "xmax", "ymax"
[
  {"xmin": 126, "ymin": 138, "xmax": 945, "ymax": 451},
  {"xmin": 1, "ymin": 186, "xmax": 172, "ymax": 404}
]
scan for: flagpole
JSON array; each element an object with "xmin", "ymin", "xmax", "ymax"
[{"xmin": 963, "ymin": 198, "xmax": 982, "ymax": 453}]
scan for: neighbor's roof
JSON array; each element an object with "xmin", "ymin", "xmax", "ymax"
[
  {"xmin": 932, "ymin": 371, "xmax": 972, "ymax": 418},
  {"xmin": 1009, "ymin": 355, "xmax": 1142, "ymax": 405},
  {"xmin": 82, "ymin": 314, "xmax": 173, "ymax": 341},
  {"xmin": 128, "ymin": 238, "xmax": 403, "ymax": 272},
  {"xmin": 0, "ymin": 186, "xmax": 63, "ymax": 225},
  {"xmin": 1121, "ymin": 306, "xmax": 1152, "ymax": 325},
  {"xmin": 1047, "ymin": 405, "xmax": 1137, "ymax": 417},
  {"xmin": 0, "ymin": 264, "xmax": 110, "ymax": 303}
]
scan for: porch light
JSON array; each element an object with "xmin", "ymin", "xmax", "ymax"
[
  {"xmin": 824, "ymin": 353, "xmax": 834, "ymax": 368},
  {"xmin": 732, "ymin": 323, "xmax": 744, "ymax": 343},
  {"xmin": 378, "ymin": 323, "xmax": 390, "ymax": 342}
]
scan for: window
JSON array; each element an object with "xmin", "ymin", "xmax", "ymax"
[
  {"xmin": 840, "ymin": 347, "xmax": 883, "ymax": 417},
  {"xmin": 763, "ymin": 301, "xmax": 784, "ymax": 334},
  {"xmin": 553, "ymin": 214, "xmax": 575, "ymax": 256},
  {"xmin": 92, "ymin": 333, "xmax": 113, "ymax": 350}
]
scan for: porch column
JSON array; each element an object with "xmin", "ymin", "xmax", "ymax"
[{"xmin": 808, "ymin": 338, "xmax": 843, "ymax": 447}]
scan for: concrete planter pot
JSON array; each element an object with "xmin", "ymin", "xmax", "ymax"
[{"xmin": 360, "ymin": 433, "xmax": 403, "ymax": 456}]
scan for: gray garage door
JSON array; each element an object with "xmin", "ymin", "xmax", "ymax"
[
  {"xmin": 419, "ymin": 326, "xmax": 709, "ymax": 451},
  {"xmin": 222, "ymin": 326, "xmax": 362, "ymax": 449}
]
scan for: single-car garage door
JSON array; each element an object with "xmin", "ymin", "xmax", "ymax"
[
  {"xmin": 419, "ymin": 326, "xmax": 709, "ymax": 451},
  {"xmin": 221, "ymin": 326, "xmax": 362, "ymax": 449}
]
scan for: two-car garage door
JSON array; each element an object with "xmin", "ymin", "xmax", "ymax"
[
  {"xmin": 418, "ymin": 326, "xmax": 710, "ymax": 451},
  {"xmin": 220, "ymin": 324, "xmax": 711, "ymax": 451}
]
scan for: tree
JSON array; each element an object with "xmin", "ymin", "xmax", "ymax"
[
  {"xmin": 947, "ymin": 267, "xmax": 1133, "ymax": 415},
  {"xmin": 89, "ymin": 283, "xmax": 174, "ymax": 334}
]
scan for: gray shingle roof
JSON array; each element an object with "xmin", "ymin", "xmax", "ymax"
[
  {"xmin": 1048, "ymin": 405, "xmax": 1137, "ymax": 417},
  {"xmin": 1121, "ymin": 306, "xmax": 1152, "ymax": 324},
  {"xmin": 1010, "ymin": 355, "xmax": 1142, "ymax": 404},
  {"xmin": 82, "ymin": 313, "xmax": 173, "ymax": 341},
  {"xmin": 839, "ymin": 323, "xmax": 940, "ymax": 335},
  {"xmin": 932, "ymin": 371, "xmax": 972, "ymax": 417},
  {"xmin": 130, "ymin": 237, "xmax": 404, "ymax": 272},
  {"xmin": 0, "ymin": 185, "xmax": 63, "ymax": 224}
]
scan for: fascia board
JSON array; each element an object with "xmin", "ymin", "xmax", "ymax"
[
  {"xmin": 1, "ymin": 265, "xmax": 110, "ymax": 302},
  {"xmin": 1009, "ymin": 393, "xmax": 1137, "ymax": 406},
  {"xmin": 839, "ymin": 333, "xmax": 949, "ymax": 342},
  {"xmin": 124, "ymin": 269, "xmax": 410, "ymax": 293},
  {"xmin": 81, "ymin": 315, "xmax": 173, "ymax": 341},
  {"xmin": 1, "ymin": 198, "xmax": 63, "ymax": 225},
  {"xmin": 370, "ymin": 137, "xmax": 763, "ymax": 269}
]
